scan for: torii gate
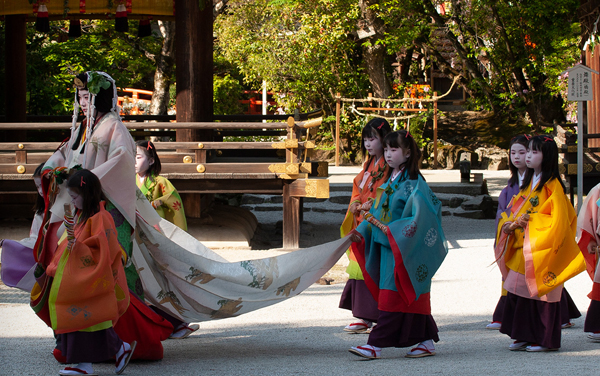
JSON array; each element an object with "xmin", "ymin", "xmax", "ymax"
[{"xmin": 1, "ymin": 0, "xmax": 213, "ymax": 215}]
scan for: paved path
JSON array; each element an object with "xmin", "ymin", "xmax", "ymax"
[{"xmin": 3, "ymin": 168, "xmax": 598, "ymax": 375}]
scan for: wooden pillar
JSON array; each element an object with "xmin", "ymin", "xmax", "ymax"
[
  {"xmin": 175, "ymin": 0, "xmax": 213, "ymax": 217},
  {"xmin": 282, "ymin": 182, "xmax": 300, "ymax": 249},
  {"xmin": 4, "ymin": 15, "xmax": 27, "ymax": 142}
]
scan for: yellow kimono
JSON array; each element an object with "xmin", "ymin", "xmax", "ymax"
[{"xmin": 495, "ymin": 178, "xmax": 585, "ymax": 300}]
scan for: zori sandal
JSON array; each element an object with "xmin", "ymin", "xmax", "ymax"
[
  {"xmin": 348, "ymin": 345, "xmax": 381, "ymax": 359},
  {"xmin": 170, "ymin": 323, "xmax": 200, "ymax": 339},
  {"xmin": 115, "ymin": 341, "xmax": 137, "ymax": 375},
  {"xmin": 405, "ymin": 345, "xmax": 436, "ymax": 358},
  {"xmin": 59, "ymin": 367, "xmax": 97, "ymax": 375}
]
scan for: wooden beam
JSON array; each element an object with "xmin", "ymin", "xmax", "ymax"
[{"xmin": 288, "ymin": 178, "xmax": 330, "ymax": 198}]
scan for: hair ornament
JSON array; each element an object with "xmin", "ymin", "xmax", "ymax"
[
  {"xmin": 377, "ymin": 121, "xmax": 385, "ymax": 130},
  {"xmin": 80, "ymin": 176, "xmax": 86, "ymax": 186},
  {"xmin": 542, "ymin": 136, "xmax": 553, "ymax": 142},
  {"xmin": 405, "ymin": 130, "xmax": 412, "ymax": 138},
  {"xmin": 147, "ymin": 142, "xmax": 153, "ymax": 150},
  {"xmin": 524, "ymin": 134, "xmax": 531, "ymax": 140},
  {"xmin": 74, "ymin": 77, "xmax": 85, "ymax": 90}
]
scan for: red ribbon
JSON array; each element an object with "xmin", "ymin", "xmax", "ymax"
[{"xmin": 80, "ymin": 177, "xmax": 86, "ymax": 186}]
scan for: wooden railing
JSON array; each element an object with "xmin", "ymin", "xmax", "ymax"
[{"xmin": 0, "ymin": 116, "xmax": 328, "ymax": 248}]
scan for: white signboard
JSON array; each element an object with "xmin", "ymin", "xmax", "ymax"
[{"xmin": 568, "ymin": 66, "xmax": 594, "ymax": 101}]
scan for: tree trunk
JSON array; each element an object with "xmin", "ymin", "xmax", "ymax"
[
  {"xmin": 359, "ymin": 0, "xmax": 392, "ymax": 99},
  {"xmin": 149, "ymin": 21, "xmax": 176, "ymax": 115}
]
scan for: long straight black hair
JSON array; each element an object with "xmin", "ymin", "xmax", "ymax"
[
  {"xmin": 66, "ymin": 169, "xmax": 107, "ymax": 225},
  {"xmin": 521, "ymin": 135, "xmax": 566, "ymax": 193},
  {"xmin": 33, "ymin": 163, "xmax": 45, "ymax": 215},
  {"xmin": 383, "ymin": 130, "xmax": 422, "ymax": 180},
  {"xmin": 507, "ymin": 134, "xmax": 531, "ymax": 187}
]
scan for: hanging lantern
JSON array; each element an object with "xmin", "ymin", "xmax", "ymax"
[
  {"xmin": 138, "ymin": 18, "xmax": 151, "ymax": 38},
  {"xmin": 68, "ymin": 19, "xmax": 82, "ymax": 38},
  {"xmin": 35, "ymin": 4, "xmax": 50, "ymax": 33},
  {"xmin": 115, "ymin": 3, "xmax": 128, "ymax": 32}
]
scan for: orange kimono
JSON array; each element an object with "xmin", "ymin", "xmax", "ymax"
[
  {"xmin": 340, "ymin": 156, "xmax": 388, "ymax": 280},
  {"xmin": 32, "ymin": 202, "xmax": 130, "ymax": 334}
]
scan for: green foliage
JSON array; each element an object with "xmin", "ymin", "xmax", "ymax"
[
  {"xmin": 214, "ymin": 74, "xmax": 244, "ymax": 115},
  {"xmin": 22, "ymin": 19, "xmax": 162, "ymax": 115},
  {"xmin": 215, "ymin": 0, "xmax": 370, "ymax": 114}
]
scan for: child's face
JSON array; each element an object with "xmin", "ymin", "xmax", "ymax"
[
  {"xmin": 34, "ymin": 176, "xmax": 43, "ymax": 196},
  {"xmin": 364, "ymin": 135, "xmax": 383, "ymax": 157},
  {"xmin": 510, "ymin": 143, "xmax": 527, "ymax": 171},
  {"xmin": 78, "ymin": 90, "xmax": 90, "ymax": 117},
  {"xmin": 136, "ymin": 147, "xmax": 154, "ymax": 176},
  {"xmin": 526, "ymin": 146, "xmax": 543, "ymax": 171},
  {"xmin": 384, "ymin": 144, "xmax": 410, "ymax": 170},
  {"xmin": 67, "ymin": 187, "xmax": 84, "ymax": 210}
]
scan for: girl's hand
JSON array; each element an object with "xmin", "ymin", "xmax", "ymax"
[
  {"xmin": 360, "ymin": 200, "xmax": 373, "ymax": 212},
  {"xmin": 349, "ymin": 202, "xmax": 361, "ymax": 215},
  {"xmin": 589, "ymin": 243, "xmax": 599, "ymax": 254},
  {"xmin": 151, "ymin": 199, "xmax": 163, "ymax": 209},
  {"xmin": 350, "ymin": 232, "xmax": 363, "ymax": 243},
  {"xmin": 515, "ymin": 214, "xmax": 529, "ymax": 229},
  {"xmin": 502, "ymin": 222, "xmax": 515, "ymax": 234}
]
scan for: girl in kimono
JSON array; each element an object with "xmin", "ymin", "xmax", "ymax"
[
  {"xmin": 135, "ymin": 140, "xmax": 187, "ymax": 231},
  {"xmin": 348, "ymin": 130, "xmax": 448, "ymax": 359},
  {"xmin": 0, "ymin": 163, "xmax": 45, "ymax": 291},
  {"xmin": 488, "ymin": 135, "xmax": 580, "ymax": 331},
  {"xmin": 495, "ymin": 135, "xmax": 585, "ymax": 352},
  {"xmin": 486, "ymin": 135, "xmax": 530, "ymax": 329},
  {"xmin": 576, "ymin": 182, "xmax": 600, "ymax": 341},
  {"xmin": 339, "ymin": 118, "xmax": 391, "ymax": 334},
  {"xmin": 34, "ymin": 169, "xmax": 135, "ymax": 376}
]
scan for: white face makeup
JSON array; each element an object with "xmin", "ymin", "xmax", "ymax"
[
  {"xmin": 135, "ymin": 146, "xmax": 154, "ymax": 176},
  {"xmin": 67, "ymin": 187, "xmax": 84, "ymax": 210},
  {"xmin": 510, "ymin": 143, "xmax": 527, "ymax": 172},
  {"xmin": 364, "ymin": 136, "xmax": 384, "ymax": 158},
  {"xmin": 526, "ymin": 146, "xmax": 543, "ymax": 174},
  {"xmin": 78, "ymin": 89, "xmax": 90, "ymax": 117},
  {"xmin": 384, "ymin": 145, "xmax": 410, "ymax": 171},
  {"xmin": 34, "ymin": 176, "xmax": 43, "ymax": 196}
]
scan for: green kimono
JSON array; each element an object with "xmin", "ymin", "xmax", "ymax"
[{"xmin": 137, "ymin": 174, "xmax": 187, "ymax": 231}]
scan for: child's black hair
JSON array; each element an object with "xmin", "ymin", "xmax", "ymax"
[
  {"xmin": 507, "ymin": 134, "xmax": 531, "ymax": 187},
  {"xmin": 383, "ymin": 130, "xmax": 422, "ymax": 180},
  {"xmin": 33, "ymin": 163, "xmax": 45, "ymax": 215},
  {"xmin": 136, "ymin": 140, "xmax": 161, "ymax": 177},
  {"xmin": 360, "ymin": 118, "xmax": 392, "ymax": 163},
  {"xmin": 66, "ymin": 169, "xmax": 106, "ymax": 225},
  {"xmin": 521, "ymin": 135, "xmax": 565, "ymax": 193}
]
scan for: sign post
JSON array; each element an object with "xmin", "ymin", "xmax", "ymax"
[{"xmin": 565, "ymin": 64, "xmax": 598, "ymax": 213}]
